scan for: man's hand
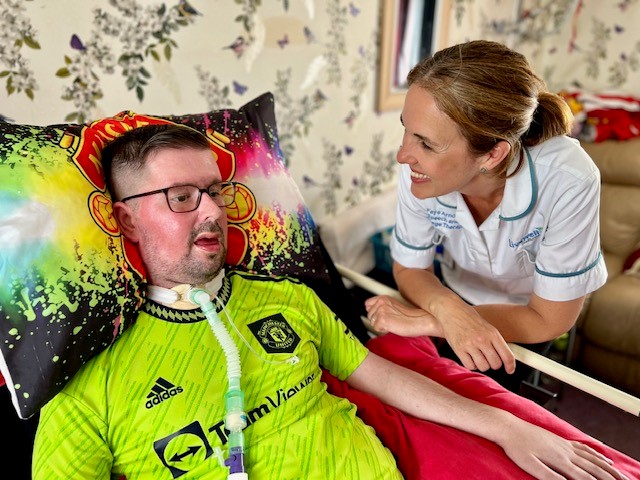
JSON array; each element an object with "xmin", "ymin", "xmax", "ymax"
[
  {"xmin": 498, "ymin": 420, "xmax": 630, "ymax": 480},
  {"xmin": 364, "ymin": 295, "xmax": 443, "ymax": 337},
  {"xmin": 348, "ymin": 352, "xmax": 630, "ymax": 480}
]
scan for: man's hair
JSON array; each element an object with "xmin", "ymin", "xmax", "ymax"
[
  {"xmin": 102, "ymin": 123, "xmax": 211, "ymax": 201},
  {"xmin": 407, "ymin": 40, "xmax": 573, "ymax": 177}
]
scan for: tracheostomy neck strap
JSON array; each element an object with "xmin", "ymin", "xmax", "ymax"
[{"xmin": 146, "ymin": 269, "xmax": 225, "ymax": 309}]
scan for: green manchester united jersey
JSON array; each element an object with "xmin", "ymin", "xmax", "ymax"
[{"xmin": 33, "ymin": 271, "xmax": 403, "ymax": 480}]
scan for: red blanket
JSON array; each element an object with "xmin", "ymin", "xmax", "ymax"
[{"xmin": 322, "ymin": 334, "xmax": 640, "ymax": 480}]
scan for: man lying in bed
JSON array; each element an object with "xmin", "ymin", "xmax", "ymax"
[{"xmin": 33, "ymin": 124, "xmax": 630, "ymax": 479}]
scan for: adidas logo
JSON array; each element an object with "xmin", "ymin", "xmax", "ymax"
[{"xmin": 145, "ymin": 377, "xmax": 184, "ymax": 409}]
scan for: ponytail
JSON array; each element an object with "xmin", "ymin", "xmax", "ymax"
[{"xmin": 522, "ymin": 92, "xmax": 573, "ymax": 147}]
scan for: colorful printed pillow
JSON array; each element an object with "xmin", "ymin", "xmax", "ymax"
[{"xmin": 0, "ymin": 92, "xmax": 344, "ymax": 419}]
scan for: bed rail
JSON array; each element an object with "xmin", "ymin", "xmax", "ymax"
[{"xmin": 335, "ymin": 263, "xmax": 640, "ymax": 417}]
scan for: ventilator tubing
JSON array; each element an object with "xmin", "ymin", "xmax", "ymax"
[{"xmin": 189, "ymin": 288, "xmax": 248, "ymax": 479}]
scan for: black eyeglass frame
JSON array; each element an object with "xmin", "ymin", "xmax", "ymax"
[{"xmin": 119, "ymin": 181, "xmax": 237, "ymax": 213}]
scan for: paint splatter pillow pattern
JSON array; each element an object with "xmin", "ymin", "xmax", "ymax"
[{"xmin": 0, "ymin": 92, "xmax": 330, "ymax": 419}]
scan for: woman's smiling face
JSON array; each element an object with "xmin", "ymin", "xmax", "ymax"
[{"xmin": 397, "ymin": 85, "xmax": 485, "ymax": 200}]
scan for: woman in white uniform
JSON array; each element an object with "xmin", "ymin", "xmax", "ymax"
[{"xmin": 364, "ymin": 40, "xmax": 607, "ymax": 392}]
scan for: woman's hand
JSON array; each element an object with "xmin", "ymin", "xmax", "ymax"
[
  {"xmin": 364, "ymin": 295, "xmax": 443, "ymax": 337},
  {"xmin": 366, "ymin": 291, "xmax": 516, "ymax": 373},
  {"xmin": 498, "ymin": 420, "xmax": 630, "ymax": 480},
  {"xmin": 390, "ymin": 264, "xmax": 515, "ymax": 372},
  {"xmin": 433, "ymin": 298, "xmax": 516, "ymax": 373}
]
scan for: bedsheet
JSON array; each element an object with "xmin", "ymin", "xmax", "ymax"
[{"xmin": 322, "ymin": 333, "xmax": 640, "ymax": 480}]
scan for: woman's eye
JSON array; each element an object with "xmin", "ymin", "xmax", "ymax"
[{"xmin": 421, "ymin": 142, "xmax": 433, "ymax": 151}]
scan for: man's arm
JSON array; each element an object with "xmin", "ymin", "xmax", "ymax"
[
  {"xmin": 32, "ymin": 392, "xmax": 112, "ymax": 479},
  {"xmin": 346, "ymin": 351, "xmax": 627, "ymax": 480}
]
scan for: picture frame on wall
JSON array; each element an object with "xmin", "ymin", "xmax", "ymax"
[{"xmin": 376, "ymin": 0, "xmax": 451, "ymax": 112}]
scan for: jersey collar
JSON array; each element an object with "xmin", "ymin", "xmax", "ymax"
[{"xmin": 142, "ymin": 274, "xmax": 232, "ymax": 323}]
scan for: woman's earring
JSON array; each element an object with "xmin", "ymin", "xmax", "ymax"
[{"xmin": 480, "ymin": 167, "xmax": 487, "ymax": 174}]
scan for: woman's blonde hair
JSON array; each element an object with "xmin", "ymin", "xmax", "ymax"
[{"xmin": 407, "ymin": 40, "xmax": 573, "ymax": 176}]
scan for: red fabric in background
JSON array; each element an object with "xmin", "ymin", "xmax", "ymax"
[
  {"xmin": 624, "ymin": 248, "xmax": 640, "ymax": 272},
  {"xmin": 322, "ymin": 334, "xmax": 640, "ymax": 480}
]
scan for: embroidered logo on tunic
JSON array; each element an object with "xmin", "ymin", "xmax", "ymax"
[
  {"xmin": 427, "ymin": 208, "xmax": 462, "ymax": 230},
  {"xmin": 508, "ymin": 227, "xmax": 543, "ymax": 248},
  {"xmin": 248, "ymin": 314, "xmax": 300, "ymax": 353}
]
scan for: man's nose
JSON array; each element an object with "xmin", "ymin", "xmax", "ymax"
[{"xmin": 198, "ymin": 193, "xmax": 225, "ymax": 218}]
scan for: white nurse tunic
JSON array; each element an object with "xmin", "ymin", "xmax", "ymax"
[{"xmin": 390, "ymin": 135, "xmax": 608, "ymax": 306}]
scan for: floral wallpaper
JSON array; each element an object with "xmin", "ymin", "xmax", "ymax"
[
  {"xmin": 1, "ymin": 0, "xmax": 639, "ymax": 224},
  {"xmin": 447, "ymin": 0, "xmax": 640, "ymax": 93}
]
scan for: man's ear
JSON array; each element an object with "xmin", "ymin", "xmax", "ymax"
[
  {"xmin": 481, "ymin": 140, "xmax": 511, "ymax": 171},
  {"xmin": 113, "ymin": 202, "xmax": 140, "ymax": 243}
]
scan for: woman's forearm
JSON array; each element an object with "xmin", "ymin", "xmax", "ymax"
[
  {"xmin": 392, "ymin": 264, "xmax": 583, "ymax": 345},
  {"xmin": 474, "ymin": 295, "xmax": 584, "ymax": 344},
  {"xmin": 393, "ymin": 263, "xmax": 461, "ymax": 315}
]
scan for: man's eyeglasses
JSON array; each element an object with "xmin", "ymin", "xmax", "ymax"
[{"xmin": 120, "ymin": 181, "xmax": 237, "ymax": 213}]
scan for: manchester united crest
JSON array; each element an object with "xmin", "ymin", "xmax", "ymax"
[{"xmin": 248, "ymin": 314, "xmax": 300, "ymax": 354}]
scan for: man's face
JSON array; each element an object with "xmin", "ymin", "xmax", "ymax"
[{"xmin": 117, "ymin": 147, "xmax": 228, "ymax": 288}]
